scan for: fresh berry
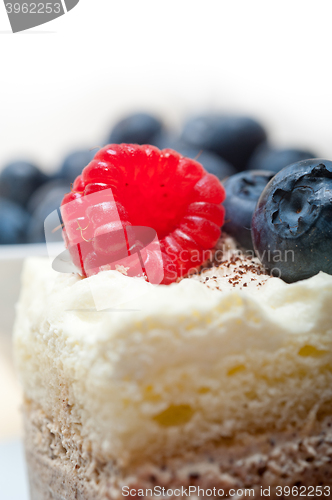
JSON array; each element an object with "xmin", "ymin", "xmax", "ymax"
[
  {"xmin": 222, "ymin": 170, "xmax": 274, "ymax": 250},
  {"xmin": 181, "ymin": 148, "xmax": 236, "ymax": 180},
  {"xmin": 27, "ymin": 180, "xmax": 69, "ymax": 243},
  {"xmin": 152, "ymin": 134, "xmax": 236, "ymax": 180},
  {"xmin": 58, "ymin": 149, "xmax": 97, "ymax": 183},
  {"xmin": 252, "ymin": 159, "xmax": 332, "ymax": 282},
  {"xmin": 0, "ymin": 161, "xmax": 48, "ymax": 208},
  {"xmin": 108, "ymin": 113, "xmax": 163, "ymax": 145},
  {"xmin": 181, "ymin": 114, "xmax": 267, "ymax": 171},
  {"xmin": 247, "ymin": 144, "xmax": 317, "ymax": 173},
  {"xmin": 0, "ymin": 197, "xmax": 30, "ymax": 244},
  {"xmin": 61, "ymin": 144, "xmax": 225, "ymax": 284}
]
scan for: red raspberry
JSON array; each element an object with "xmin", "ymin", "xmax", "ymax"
[{"xmin": 61, "ymin": 144, "xmax": 225, "ymax": 284}]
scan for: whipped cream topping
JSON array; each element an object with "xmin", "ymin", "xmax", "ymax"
[{"xmin": 189, "ymin": 234, "xmax": 270, "ymax": 292}]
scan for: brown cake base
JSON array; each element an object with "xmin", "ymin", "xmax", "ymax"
[{"xmin": 24, "ymin": 402, "xmax": 332, "ymax": 500}]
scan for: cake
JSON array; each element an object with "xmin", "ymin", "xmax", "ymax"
[{"xmin": 14, "ymin": 146, "xmax": 332, "ymax": 498}]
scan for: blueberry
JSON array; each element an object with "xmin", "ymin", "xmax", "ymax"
[
  {"xmin": 0, "ymin": 197, "xmax": 30, "ymax": 244},
  {"xmin": 181, "ymin": 114, "xmax": 267, "ymax": 171},
  {"xmin": 0, "ymin": 161, "xmax": 48, "ymax": 208},
  {"xmin": 58, "ymin": 149, "xmax": 96, "ymax": 183},
  {"xmin": 222, "ymin": 170, "xmax": 275, "ymax": 250},
  {"xmin": 252, "ymin": 159, "xmax": 332, "ymax": 282},
  {"xmin": 186, "ymin": 149, "xmax": 236, "ymax": 180},
  {"xmin": 108, "ymin": 112, "xmax": 163, "ymax": 145},
  {"xmin": 153, "ymin": 133, "xmax": 236, "ymax": 180},
  {"xmin": 151, "ymin": 131, "xmax": 179, "ymax": 150},
  {"xmin": 247, "ymin": 144, "xmax": 317, "ymax": 173},
  {"xmin": 27, "ymin": 180, "xmax": 70, "ymax": 243}
]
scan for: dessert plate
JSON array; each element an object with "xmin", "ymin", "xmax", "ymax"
[{"xmin": 0, "ymin": 439, "xmax": 29, "ymax": 500}]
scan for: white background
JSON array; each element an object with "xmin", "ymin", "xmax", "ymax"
[{"xmin": 0, "ymin": 1, "xmax": 332, "ymax": 172}]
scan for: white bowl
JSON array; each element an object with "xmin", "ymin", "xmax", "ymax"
[{"xmin": 0, "ymin": 243, "xmax": 50, "ymax": 336}]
